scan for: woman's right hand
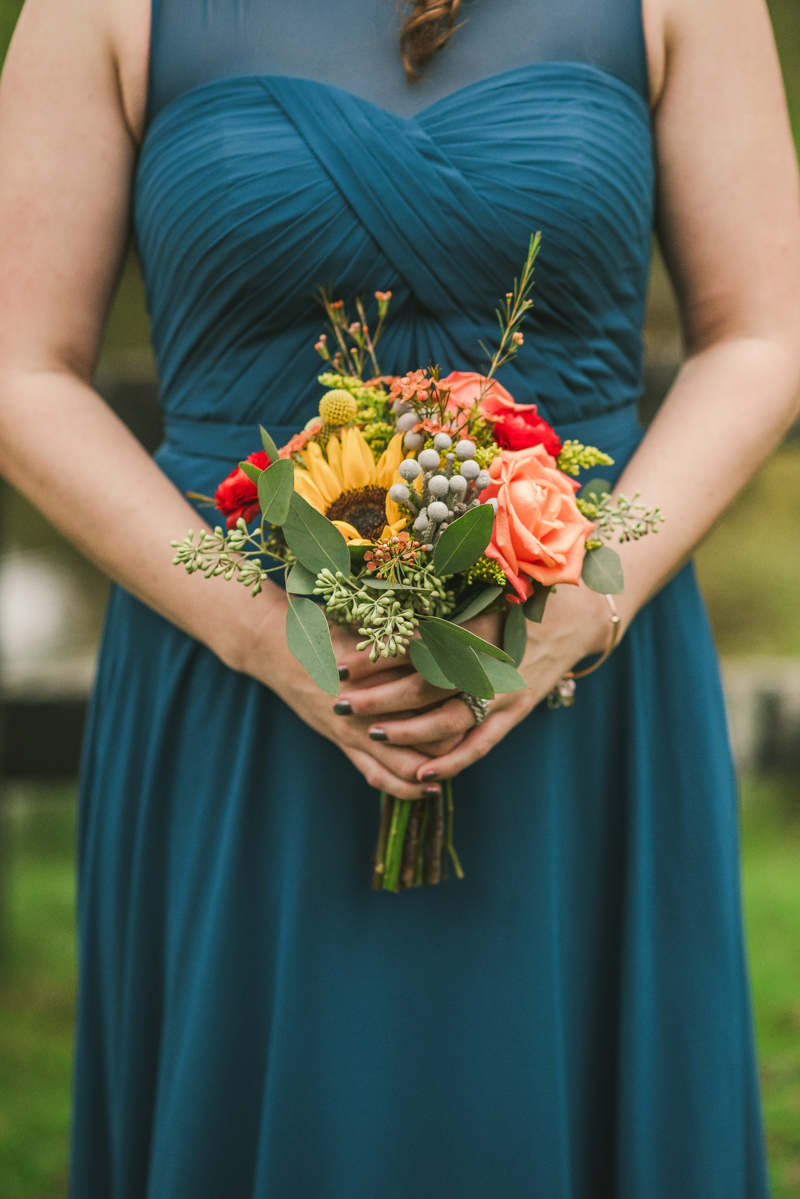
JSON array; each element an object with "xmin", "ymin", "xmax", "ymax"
[{"xmin": 231, "ymin": 591, "xmax": 455, "ymax": 800}]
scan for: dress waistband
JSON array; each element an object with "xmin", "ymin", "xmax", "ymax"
[{"xmin": 162, "ymin": 403, "xmax": 644, "ymax": 472}]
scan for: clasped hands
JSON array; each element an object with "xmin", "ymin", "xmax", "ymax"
[{"xmin": 328, "ymin": 585, "xmax": 612, "ymax": 801}]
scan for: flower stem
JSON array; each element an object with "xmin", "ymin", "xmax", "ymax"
[
  {"xmin": 445, "ymin": 779, "xmax": 465, "ymax": 879},
  {"xmin": 384, "ymin": 800, "xmax": 413, "ymax": 892},
  {"xmin": 425, "ymin": 794, "xmax": 445, "ymax": 885},
  {"xmin": 414, "ymin": 803, "xmax": 430, "ymax": 887},
  {"xmin": 371, "ymin": 793, "xmax": 393, "ymax": 890},
  {"xmin": 400, "ymin": 800, "xmax": 423, "ymax": 889}
]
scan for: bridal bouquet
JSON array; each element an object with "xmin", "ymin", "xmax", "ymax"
[{"xmin": 173, "ymin": 236, "xmax": 661, "ymax": 891}]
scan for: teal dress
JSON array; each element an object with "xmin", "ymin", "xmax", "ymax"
[{"xmin": 71, "ymin": 2, "xmax": 770, "ymax": 1195}]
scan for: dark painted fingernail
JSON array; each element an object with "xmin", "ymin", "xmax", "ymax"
[
  {"xmin": 369, "ymin": 728, "xmax": 388, "ymax": 742},
  {"xmin": 333, "ymin": 700, "xmax": 353, "ymax": 716},
  {"xmin": 422, "ymin": 785, "xmax": 441, "ymax": 797},
  {"xmin": 421, "ymin": 769, "xmax": 438, "ymax": 781},
  {"xmin": 337, "ymin": 665, "xmax": 350, "ymax": 681}
]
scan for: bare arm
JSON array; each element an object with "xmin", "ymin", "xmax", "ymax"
[
  {"xmin": 358, "ymin": 0, "xmax": 800, "ymax": 779},
  {"xmin": 0, "ymin": 0, "xmax": 445, "ymax": 800}
]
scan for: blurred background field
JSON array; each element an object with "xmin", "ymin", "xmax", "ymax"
[{"xmin": 2, "ymin": 0, "xmax": 800, "ymax": 1196}]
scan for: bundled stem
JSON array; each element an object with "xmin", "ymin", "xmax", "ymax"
[{"xmin": 372, "ymin": 789, "xmax": 462, "ymax": 892}]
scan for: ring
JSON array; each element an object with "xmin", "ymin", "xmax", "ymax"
[{"xmin": 458, "ymin": 692, "xmax": 491, "ymax": 726}]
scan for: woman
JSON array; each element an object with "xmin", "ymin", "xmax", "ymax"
[{"xmin": 0, "ymin": 0, "xmax": 797, "ymax": 1194}]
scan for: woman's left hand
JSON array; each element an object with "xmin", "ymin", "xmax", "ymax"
[{"xmin": 361, "ymin": 583, "xmax": 613, "ymax": 779}]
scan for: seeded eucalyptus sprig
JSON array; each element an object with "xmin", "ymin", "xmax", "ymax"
[{"xmin": 171, "ymin": 522, "xmax": 287, "ymax": 597}]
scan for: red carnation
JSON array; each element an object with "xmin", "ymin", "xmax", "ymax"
[
  {"xmin": 214, "ymin": 450, "xmax": 271, "ymax": 529},
  {"xmin": 481, "ymin": 393, "xmax": 562, "ymax": 458}
]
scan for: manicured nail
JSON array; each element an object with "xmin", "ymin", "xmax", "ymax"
[
  {"xmin": 337, "ymin": 665, "xmax": 350, "ymax": 681},
  {"xmin": 420, "ymin": 769, "xmax": 438, "ymax": 781},
  {"xmin": 369, "ymin": 728, "xmax": 388, "ymax": 742},
  {"xmin": 333, "ymin": 700, "xmax": 352, "ymax": 716},
  {"xmin": 422, "ymin": 785, "xmax": 441, "ymax": 797}
]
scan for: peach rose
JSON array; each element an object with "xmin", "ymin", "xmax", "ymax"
[
  {"xmin": 439, "ymin": 371, "xmax": 515, "ymax": 414},
  {"xmin": 481, "ymin": 444, "xmax": 596, "ymax": 601}
]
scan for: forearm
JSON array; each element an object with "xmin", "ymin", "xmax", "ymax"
[
  {"xmin": 612, "ymin": 333, "xmax": 800, "ymax": 630},
  {"xmin": 0, "ymin": 365, "xmax": 284, "ymax": 671}
]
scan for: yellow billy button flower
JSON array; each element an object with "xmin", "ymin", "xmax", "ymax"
[{"xmin": 292, "ymin": 427, "xmax": 408, "ymax": 543}]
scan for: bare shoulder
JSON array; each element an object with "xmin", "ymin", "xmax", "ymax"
[
  {"xmin": 0, "ymin": 0, "xmax": 150, "ymax": 144},
  {"xmin": 108, "ymin": 0, "xmax": 151, "ymax": 144}
]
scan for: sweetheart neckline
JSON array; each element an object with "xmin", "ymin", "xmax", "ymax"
[{"xmin": 140, "ymin": 60, "xmax": 652, "ymax": 157}]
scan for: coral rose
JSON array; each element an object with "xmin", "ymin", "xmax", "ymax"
[
  {"xmin": 480, "ymin": 393, "xmax": 562, "ymax": 457},
  {"xmin": 438, "ymin": 371, "xmax": 515, "ymax": 414},
  {"xmin": 214, "ymin": 450, "xmax": 271, "ymax": 529},
  {"xmin": 481, "ymin": 444, "xmax": 595, "ymax": 601}
]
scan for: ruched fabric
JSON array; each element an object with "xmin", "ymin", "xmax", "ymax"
[{"xmin": 71, "ymin": 48, "xmax": 769, "ymax": 1199}]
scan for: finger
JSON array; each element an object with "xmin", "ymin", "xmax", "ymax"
[
  {"xmin": 414, "ymin": 708, "xmax": 521, "ymax": 780},
  {"xmin": 335, "ymin": 646, "xmax": 408, "ymax": 683},
  {"xmin": 367, "ymin": 696, "xmax": 474, "ymax": 746},
  {"xmin": 414, "ymin": 734, "xmax": 468, "ymax": 757},
  {"xmin": 344, "ymin": 746, "xmax": 444, "ymax": 802},
  {"xmin": 335, "ymin": 720, "xmax": 435, "ymax": 781},
  {"xmin": 335, "ymin": 672, "xmax": 454, "ymax": 717},
  {"xmin": 362, "ymin": 738, "xmax": 435, "ymax": 782}
]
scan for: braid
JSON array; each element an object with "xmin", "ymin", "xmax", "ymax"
[{"xmin": 399, "ymin": 0, "xmax": 463, "ymax": 82}]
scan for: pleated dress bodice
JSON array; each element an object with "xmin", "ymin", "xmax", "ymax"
[{"xmin": 136, "ymin": 0, "xmax": 654, "ymax": 497}]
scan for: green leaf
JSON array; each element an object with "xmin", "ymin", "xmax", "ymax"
[
  {"xmin": 257, "ymin": 458, "xmax": 294, "ymax": 525},
  {"xmin": 581, "ymin": 545, "xmax": 624, "ymax": 594},
  {"xmin": 503, "ymin": 602, "xmax": 527, "ymax": 667},
  {"xmin": 282, "ymin": 492, "xmax": 350, "ymax": 577},
  {"xmin": 409, "ymin": 640, "xmax": 455, "ymax": 690},
  {"xmin": 418, "ymin": 623, "xmax": 494, "ymax": 700},
  {"xmin": 450, "ymin": 585, "xmax": 503, "ymax": 625},
  {"xmin": 476, "ymin": 652, "xmax": 528, "ymax": 693},
  {"xmin": 285, "ymin": 597, "xmax": 339, "ymax": 695},
  {"xmin": 580, "ymin": 477, "xmax": 611, "ymax": 502},
  {"xmin": 420, "ymin": 615, "xmax": 512, "ymax": 662},
  {"xmin": 286, "ymin": 562, "xmax": 318, "ymax": 595},
  {"xmin": 260, "ymin": 425, "xmax": 280, "ymax": 463},
  {"xmin": 433, "ymin": 504, "xmax": 495, "ymax": 577},
  {"xmin": 522, "ymin": 581, "xmax": 552, "ymax": 623},
  {"xmin": 239, "ymin": 460, "xmax": 263, "ymax": 485}
]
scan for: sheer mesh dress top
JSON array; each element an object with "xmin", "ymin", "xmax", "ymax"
[{"xmin": 70, "ymin": 3, "xmax": 771, "ymax": 1198}]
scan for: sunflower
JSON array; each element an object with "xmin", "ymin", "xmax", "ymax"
[{"xmin": 292, "ymin": 427, "xmax": 408, "ymax": 544}]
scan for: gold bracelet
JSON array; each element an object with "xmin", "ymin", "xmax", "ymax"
[{"xmin": 546, "ymin": 594, "xmax": 621, "ymax": 709}]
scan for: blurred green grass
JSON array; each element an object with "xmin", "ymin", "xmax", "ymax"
[{"xmin": 1, "ymin": 782, "xmax": 800, "ymax": 1197}]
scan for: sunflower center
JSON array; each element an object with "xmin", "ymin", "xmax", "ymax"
[{"xmin": 326, "ymin": 487, "xmax": 387, "ymax": 540}]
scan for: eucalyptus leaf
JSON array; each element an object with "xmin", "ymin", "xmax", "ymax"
[
  {"xmin": 476, "ymin": 652, "xmax": 528, "ymax": 693},
  {"xmin": 286, "ymin": 562, "xmax": 318, "ymax": 595},
  {"xmin": 239, "ymin": 460, "xmax": 263, "ymax": 485},
  {"xmin": 285, "ymin": 597, "xmax": 339, "ymax": 696},
  {"xmin": 362, "ymin": 577, "xmax": 392, "ymax": 590},
  {"xmin": 418, "ymin": 624, "xmax": 494, "ymax": 700},
  {"xmin": 503, "ymin": 602, "xmax": 527, "ymax": 667},
  {"xmin": 450, "ymin": 585, "xmax": 503, "ymax": 625},
  {"xmin": 580, "ymin": 477, "xmax": 611, "ymax": 502},
  {"xmin": 420, "ymin": 615, "xmax": 512, "ymax": 663},
  {"xmin": 522, "ymin": 581, "xmax": 552, "ymax": 624},
  {"xmin": 257, "ymin": 458, "xmax": 294, "ymax": 525},
  {"xmin": 260, "ymin": 425, "xmax": 280, "ymax": 464},
  {"xmin": 581, "ymin": 545, "xmax": 624, "ymax": 594},
  {"xmin": 282, "ymin": 492, "xmax": 350, "ymax": 577},
  {"xmin": 433, "ymin": 504, "xmax": 495, "ymax": 577},
  {"xmin": 409, "ymin": 640, "xmax": 455, "ymax": 690}
]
